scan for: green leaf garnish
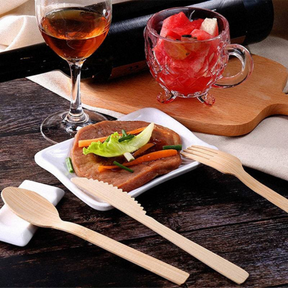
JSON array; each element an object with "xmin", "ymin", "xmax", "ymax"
[{"xmin": 83, "ymin": 123, "xmax": 154, "ymax": 157}]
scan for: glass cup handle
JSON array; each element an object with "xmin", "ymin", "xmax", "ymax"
[{"xmin": 213, "ymin": 44, "xmax": 254, "ymax": 88}]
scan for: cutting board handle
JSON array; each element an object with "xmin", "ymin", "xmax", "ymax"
[{"xmin": 270, "ymin": 96, "xmax": 288, "ymax": 115}]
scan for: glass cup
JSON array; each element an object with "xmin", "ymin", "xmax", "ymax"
[
  {"xmin": 144, "ymin": 7, "xmax": 253, "ymax": 105},
  {"xmin": 35, "ymin": 0, "xmax": 112, "ymax": 144}
]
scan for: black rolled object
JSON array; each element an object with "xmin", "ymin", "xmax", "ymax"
[{"xmin": 0, "ymin": 0, "xmax": 273, "ymax": 82}]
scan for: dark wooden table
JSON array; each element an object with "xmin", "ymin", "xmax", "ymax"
[{"xmin": 0, "ymin": 78, "xmax": 287, "ymax": 287}]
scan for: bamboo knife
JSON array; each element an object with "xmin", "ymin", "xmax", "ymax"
[{"xmin": 71, "ymin": 177, "xmax": 249, "ymax": 284}]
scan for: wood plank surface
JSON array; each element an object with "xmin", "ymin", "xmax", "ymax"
[
  {"xmin": 81, "ymin": 55, "xmax": 288, "ymax": 136},
  {"xmin": 0, "ymin": 79, "xmax": 288, "ymax": 287}
]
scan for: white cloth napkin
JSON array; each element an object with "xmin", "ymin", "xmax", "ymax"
[
  {"xmin": 0, "ymin": 0, "xmax": 42, "ymax": 51},
  {"xmin": 1, "ymin": 0, "xmax": 288, "ymax": 181},
  {"xmin": 0, "ymin": 180, "xmax": 65, "ymax": 246}
]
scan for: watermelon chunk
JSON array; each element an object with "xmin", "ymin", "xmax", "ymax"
[
  {"xmin": 191, "ymin": 29, "xmax": 213, "ymax": 40},
  {"xmin": 186, "ymin": 18, "xmax": 204, "ymax": 33},
  {"xmin": 161, "ymin": 12, "xmax": 192, "ymax": 37},
  {"xmin": 165, "ymin": 30, "xmax": 182, "ymax": 40},
  {"xmin": 163, "ymin": 41, "xmax": 190, "ymax": 60},
  {"xmin": 161, "ymin": 12, "xmax": 204, "ymax": 37}
]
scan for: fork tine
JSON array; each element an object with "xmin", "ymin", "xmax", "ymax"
[
  {"xmin": 182, "ymin": 145, "xmax": 227, "ymax": 172},
  {"xmin": 189, "ymin": 145, "xmax": 218, "ymax": 155},
  {"xmin": 183, "ymin": 149, "xmax": 211, "ymax": 160},
  {"xmin": 181, "ymin": 151, "xmax": 212, "ymax": 167},
  {"xmin": 188, "ymin": 145, "xmax": 236, "ymax": 161},
  {"xmin": 184, "ymin": 146, "xmax": 217, "ymax": 159}
]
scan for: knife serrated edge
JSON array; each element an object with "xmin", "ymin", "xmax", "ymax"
[{"xmin": 71, "ymin": 177, "xmax": 147, "ymax": 217}]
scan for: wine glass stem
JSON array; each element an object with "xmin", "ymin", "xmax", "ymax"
[{"xmin": 65, "ymin": 61, "xmax": 88, "ymax": 123}]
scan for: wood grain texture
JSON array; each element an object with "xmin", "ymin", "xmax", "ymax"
[
  {"xmin": 80, "ymin": 55, "xmax": 288, "ymax": 136},
  {"xmin": 0, "ymin": 78, "xmax": 287, "ymax": 287}
]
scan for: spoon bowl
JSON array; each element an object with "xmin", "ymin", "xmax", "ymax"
[{"xmin": 2, "ymin": 187, "xmax": 61, "ymax": 227}]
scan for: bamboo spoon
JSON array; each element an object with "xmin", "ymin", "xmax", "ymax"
[
  {"xmin": 1, "ymin": 187, "xmax": 189, "ymax": 285},
  {"xmin": 181, "ymin": 145, "xmax": 288, "ymax": 213},
  {"xmin": 72, "ymin": 177, "xmax": 249, "ymax": 285}
]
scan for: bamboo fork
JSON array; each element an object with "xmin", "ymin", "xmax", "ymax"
[{"xmin": 181, "ymin": 145, "xmax": 288, "ymax": 213}]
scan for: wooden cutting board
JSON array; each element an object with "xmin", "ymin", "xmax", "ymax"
[{"xmin": 81, "ymin": 55, "xmax": 288, "ymax": 136}]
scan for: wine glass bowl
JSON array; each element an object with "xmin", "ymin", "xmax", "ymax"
[
  {"xmin": 35, "ymin": 0, "xmax": 112, "ymax": 143},
  {"xmin": 144, "ymin": 7, "xmax": 253, "ymax": 105}
]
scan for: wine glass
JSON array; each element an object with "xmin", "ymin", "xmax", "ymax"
[{"xmin": 35, "ymin": 0, "xmax": 112, "ymax": 144}]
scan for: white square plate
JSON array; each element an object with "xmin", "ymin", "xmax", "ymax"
[{"xmin": 35, "ymin": 108, "xmax": 215, "ymax": 211}]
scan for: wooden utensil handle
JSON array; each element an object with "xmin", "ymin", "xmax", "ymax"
[
  {"xmin": 237, "ymin": 170, "xmax": 288, "ymax": 213},
  {"xmin": 55, "ymin": 220, "xmax": 189, "ymax": 285},
  {"xmin": 140, "ymin": 217, "xmax": 249, "ymax": 284}
]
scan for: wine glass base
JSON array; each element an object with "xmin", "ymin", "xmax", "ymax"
[{"xmin": 40, "ymin": 110, "xmax": 107, "ymax": 144}]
